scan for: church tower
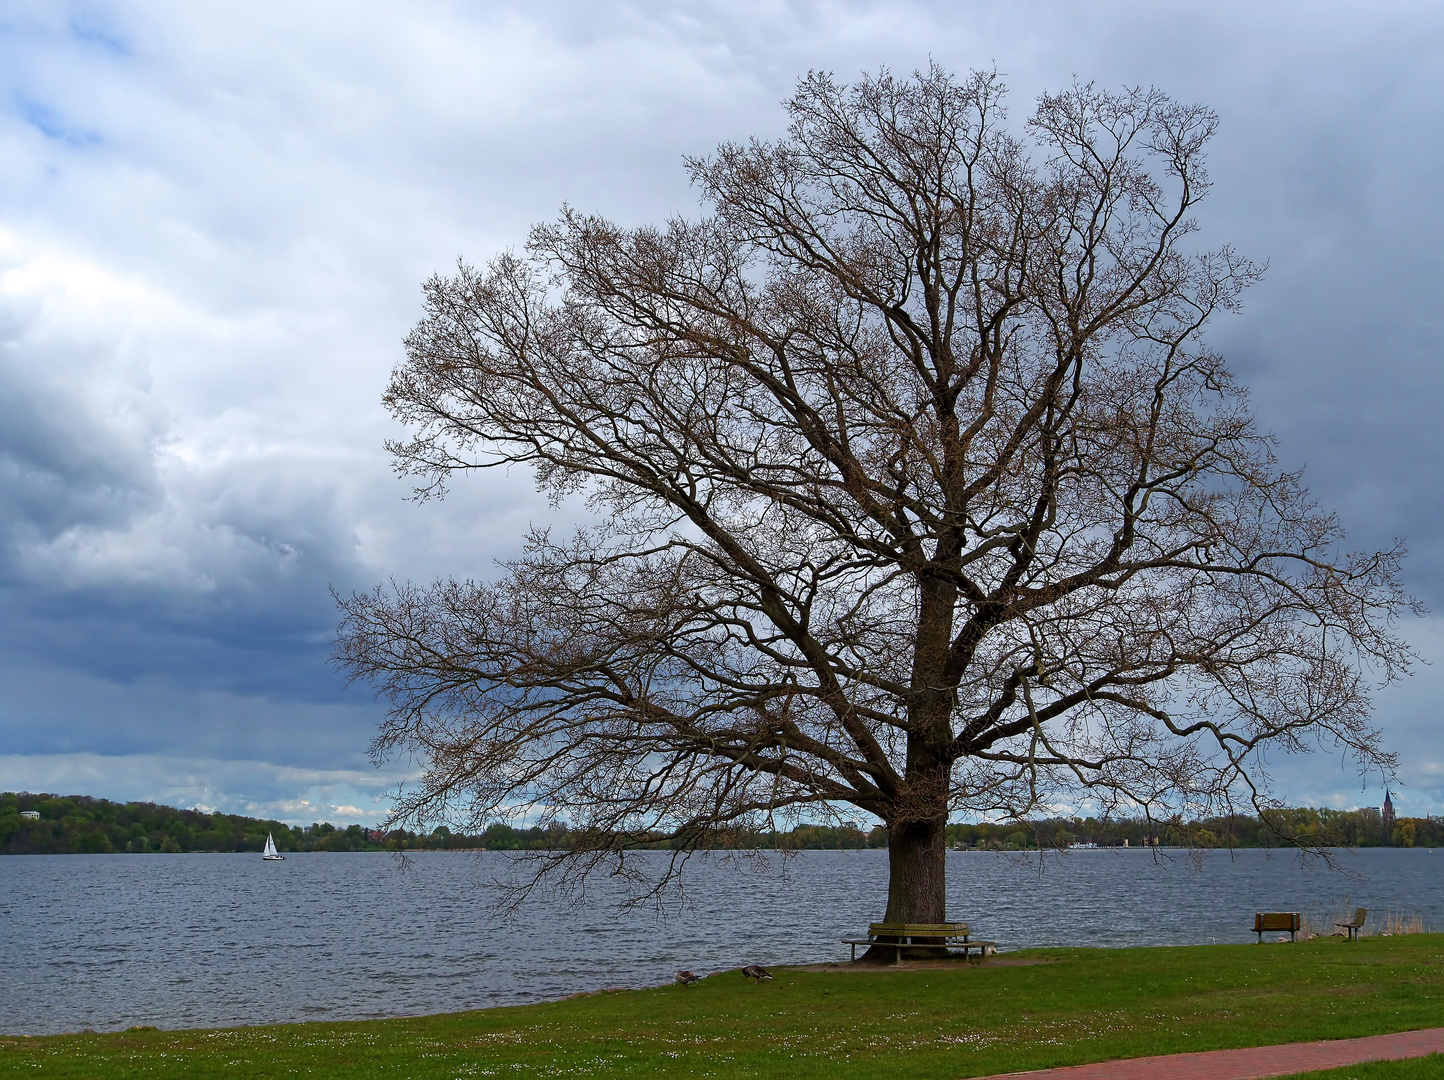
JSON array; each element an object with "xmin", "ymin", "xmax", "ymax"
[{"xmin": 1383, "ymin": 790, "xmax": 1396, "ymax": 834}]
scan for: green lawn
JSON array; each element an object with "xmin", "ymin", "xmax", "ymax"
[{"xmin": 3, "ymin": 936, "xmax": 1443, "ymax": 1079}]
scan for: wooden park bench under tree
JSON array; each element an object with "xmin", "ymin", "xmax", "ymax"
[
  {"xmin": 1335, "ymin": 907, "xmax": 1367, "ymax": 941},
  {"xmin": 842, "ymin": 922, "xmax": 996, "ymax": 962},
  {"xmin": 1254, "ymin": 912, "xmax": 1301, "ymax": 943}
]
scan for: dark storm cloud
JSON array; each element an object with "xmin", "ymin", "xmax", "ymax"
[
  {"xmin": 0, "ymin": 0, "xmax": 1440, "ymax": 819},
  {"xmin": 0, "ymin": 304, "xmax": 161, "ymax": 558}
]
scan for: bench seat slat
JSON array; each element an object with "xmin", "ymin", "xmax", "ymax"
[
  {"xmin": 841, "ymin": 936, "xmax": 996, "ymax": 962},
  {"xmin": 1252, "ymin": 911, "xmax": 1301, "ymax": 942},
  {"xmin": 847, "ymin": 920, "xmax": 989, "ymax": 961},
  {"xmin": 841, "ymin": 938, "xmax": 995, "ymax": 946}
]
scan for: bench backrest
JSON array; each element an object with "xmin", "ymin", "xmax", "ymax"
[
  {"xmin": 869, "ymin": 922, "xmax": 969, "ymax": 936},
  {"xmin": 1253, "ymin": 912, "xmax": 1300, "ymax": 932},
  {"xmin": 1348, "ymin": 907, "xmax": 1367, "ymax": 926}
]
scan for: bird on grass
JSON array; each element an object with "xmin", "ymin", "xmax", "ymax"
[
  {"xmin": 741, "ymin": 965, "xmax": 773, "ymax": 983},
  {"xmin": 675, "ymin": 970, "xmax": 701, "ymax": 987}
]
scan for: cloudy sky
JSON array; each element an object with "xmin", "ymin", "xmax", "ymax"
[{"xmin": 1, "ymin": 1, "xmax": 1442, "ymax": 825}]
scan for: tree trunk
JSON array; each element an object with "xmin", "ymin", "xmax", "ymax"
[{"xmin": 860, "ymin": 812, "xmax": 948, "ymax": 963}]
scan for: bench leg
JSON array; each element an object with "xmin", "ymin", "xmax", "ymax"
[{"xmin": 850, "ymin": 941, "xmax": 900, "ymax": 962}]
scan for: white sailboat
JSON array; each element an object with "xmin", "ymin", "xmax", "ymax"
[{"xmin": 262, "ymin": 832, "xmax": 285, "ymax": 860}]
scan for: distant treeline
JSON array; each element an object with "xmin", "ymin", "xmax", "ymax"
[
  {"xmin": 948, "ymin": 807, "xmax": 1440, "ymax": 850},
  {"xmin": 0, "ymin": 793, "xmax": 887, "ymax": 855},
  {"xmin": 1, "ymin": 792, "xmax": 393, "ymax": 856},
  {"xmin": 3, "ymin": 791, "xmax": 1438, "ymax": 855}
]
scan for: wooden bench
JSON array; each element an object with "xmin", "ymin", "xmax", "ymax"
[
  {"xmin": 1335, "ymin": 907, "xmax": 1367, "ymax": 941},
  {"xmin": 1253, "ymin": 911, "xmax": 1301, "ymax": 943},
  {"xmin": 842, "ymin": 922, "xmax": 996, "ymax": 962}
]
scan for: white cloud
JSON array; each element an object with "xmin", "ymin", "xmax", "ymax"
[
  {"xmin": 1, "ymin": 0, "xmax": 1443, "ymax": 816},
  {"xmin": 0, "ymin": 751, "xmax": 408, "ymax": 826}
]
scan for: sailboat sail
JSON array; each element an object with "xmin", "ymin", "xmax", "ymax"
[{"xmin": 262, "ymin": 832, "xmax": 285, "ymax": 860}]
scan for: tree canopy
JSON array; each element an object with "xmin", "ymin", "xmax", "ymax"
[{"xmin": 336, "ymin": 65, "xmax": 1414, "ymax": 924}]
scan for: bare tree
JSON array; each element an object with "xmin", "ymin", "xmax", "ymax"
[{"xmin": 336, "ymin": 66, "xmax": 1414, "ymax": 937}]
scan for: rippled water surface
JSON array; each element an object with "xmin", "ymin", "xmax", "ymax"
[{"xmin": 2, "ymin": 847, "xmax": 1439, "ymax": 1035}]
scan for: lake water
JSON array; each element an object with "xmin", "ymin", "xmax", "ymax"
[{"xmin": 1, "ymin": 847, "xmax": 1439, "ymax": 1035}]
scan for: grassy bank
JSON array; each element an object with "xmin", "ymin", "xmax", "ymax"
[{"xmin": 3, "ymin": 936, "xmax": 1443, "ymax": 1079}]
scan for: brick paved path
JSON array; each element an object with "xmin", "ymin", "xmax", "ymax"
[{"xmin": 972, "ymin": 1027, "xmax": 1444, "ymax": 1079}]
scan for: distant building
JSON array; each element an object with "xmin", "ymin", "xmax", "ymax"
[
  {"xmin": 1383, "ymin": 790, "xmax": 1396, "ymax": 832},
  {"xmin": 20, "ymin": 810, "xmax": 39, "ymax": 820}
]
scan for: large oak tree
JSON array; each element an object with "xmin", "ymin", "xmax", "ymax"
[{"xmin": 336, "ymin": 66, "xmax": 1413, "ymax": 936}]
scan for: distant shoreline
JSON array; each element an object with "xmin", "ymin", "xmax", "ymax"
[
  {"xmin": 4, "ymin": 843, "xmax": 1438, "ymax": 856},
  {"xmin": 7, "ymin": 790, "xmax": 1439, "ymax": 856}
]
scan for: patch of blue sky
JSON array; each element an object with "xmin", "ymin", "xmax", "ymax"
[
  {"xmin": 68, "ymin": 13, "xmax": 131, "ymax": 56},
  {"xmin": 15, "ymin": 94, "xmax": 101, "ymax": 147}
]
